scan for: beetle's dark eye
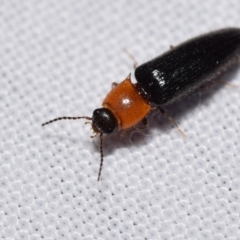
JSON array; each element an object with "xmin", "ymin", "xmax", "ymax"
[{"xmin": 92, "ymin": 108, "xmax": 117, "ymax": 134}]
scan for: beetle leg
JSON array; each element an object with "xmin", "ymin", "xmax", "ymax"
[
  {"xmin": 120, "ymin": 130, "xmax": 127, "ymax": 139},
  {"xmin": 123, "ymin": 49, "xmax": 138, "ymax": 69},
  {"xmin": 134, "ymin": 117, "xmax": 148, "ymax": 130},
  {"xmin": 199, "ymin": 80, "xmax": 239, "ymax": 91},
  {"xmin": 157, "ymin": 107, "xmax": 186, "ymax": 138},
  {"xmin": 216, "ymin": 80, "xmax": 239, "ymax": 88},
  {"xmin": 198, "ymin": 81, "xmax": 216, "ymax": 91}
]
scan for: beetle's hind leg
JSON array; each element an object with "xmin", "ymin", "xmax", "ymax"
[
  {"xmin": 216, "ymin": 80, "xmax": 239, "ymax": 88},
  {"xmin": 199, "ymin": 80, "xmax": 239, "ymax": 91},
  {"xmin": 157, "ymin": 106, "xmax": 186, "ymax": 138}
]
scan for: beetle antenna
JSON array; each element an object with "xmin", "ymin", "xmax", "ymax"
[
  {"xmin": 97, "ymin": 132, "xmax": 104, "ymax": 181},
  {"xmin": 42, "ymin": 116, "xmax": 92, "ymax": 126}
]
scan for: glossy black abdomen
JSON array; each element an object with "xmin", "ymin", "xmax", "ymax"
[{"xmin": 135, "ymin": 28, "xmax": 240, "ymax": 105}]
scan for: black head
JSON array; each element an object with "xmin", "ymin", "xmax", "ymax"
[{"xmin": 92, "ymin": 108, "xmax": 118, "ymax": 134}]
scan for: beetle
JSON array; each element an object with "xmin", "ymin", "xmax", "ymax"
[{"xmin": 42, "ymin": 28, "xmax": 240, "ymax": 181}]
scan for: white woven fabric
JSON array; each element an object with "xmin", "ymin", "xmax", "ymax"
[{"xmin": 0, "ymin": 0, "xmax": 240, "ymax": 239}]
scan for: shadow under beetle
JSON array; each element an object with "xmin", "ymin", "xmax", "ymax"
[{"xmin": 42, "ymin": 28, "xmax": 240, "ymax": 181}]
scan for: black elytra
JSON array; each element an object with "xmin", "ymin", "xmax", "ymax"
[{"xmin": 135, "ymin": 28, "xmax": 240, "ymax": 105}]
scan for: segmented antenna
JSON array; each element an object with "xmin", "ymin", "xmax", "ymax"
[
  {"xmin": 97, "ymin": 133, "xmax": 104, "ymax": 181},
  {"xmin": 42, "ymin": 116, "xmax": 92, "ymax": 126}
]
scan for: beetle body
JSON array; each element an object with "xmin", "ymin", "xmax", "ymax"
[
  {"xmin": 42, "ymin": 28, "xmax": 240, "ymax": 180},
  {"xmin": 135, "ymin": 28, "xmax": 240, "ymax": 105}
]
